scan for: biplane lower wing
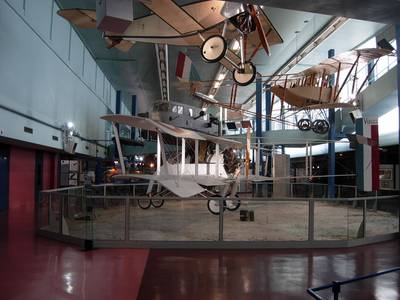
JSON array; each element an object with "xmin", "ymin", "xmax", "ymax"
[
  {"xmin": 271, "ymin": 85, "xmax": 334, "ymax": 107},
  {"xmin": 114, "ymin": 174, "xmax": 206, "ymax": 198}
]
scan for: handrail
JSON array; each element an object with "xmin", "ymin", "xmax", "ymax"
[
  {"xmin": 307, "ymin": 267, "xmax": 400, "ymax": 300},
  {"xmin": 83, "ymin": 195, "xmax": 399, "ymax": 201}
]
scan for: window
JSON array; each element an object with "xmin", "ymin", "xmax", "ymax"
[{"xmin": 188, "ymin": 108, "xmax": 193, "ymax": 117}]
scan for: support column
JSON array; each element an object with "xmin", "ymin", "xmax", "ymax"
[
  {"xmin": 265, "ymin": 85, "xmax": 271, "ymax": 132},
  {"xmin": 115, "ymin": 91, "xmax": 121, "ymax": 129},
  {"xmin": 195, "ymin": 139, "xmax": 199, "ymax": 176},
  {"xmin": 215, "ymin": 143, "xmax": 220, "ymax": 177},
  {"xmin": 112, "ymin": 123, "xmax": 126, "ymax": 174},
  {"xmin": 181, "ymin": 138, "xmax": 186, "ymax": 174},
  {"xmin": 328, "ymin": 49, "xmax": 336, "ymax": 198},
  {"xmin": 114, "ymin": 91, "xmax": 122, "ymax": 158},
  {"xmin": 131, "ymin": 95, "xmax": 136, "ymax": 140},
  {"xmin": 396, "ymin": 25, "xmax": 400, "ymax": 146},
  {"xmin": 157, "ymin": 133, "xmax": 161, "ymax": 175},
  {"xmin": 255, "ymin": 76, "xmax": 262, "ymax": 175}
]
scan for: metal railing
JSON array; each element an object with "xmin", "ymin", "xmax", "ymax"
[
  {"xmin": 307, "ymin": 267, "xmax": 400, "ymax": 300},
  {"xmin": 36, "ymin": 182, "xmax": 400, "ymax": 248}
]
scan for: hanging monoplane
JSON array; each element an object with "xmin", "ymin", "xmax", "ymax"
[{"xmin": 57, "ymin": 1, "xmax": 283, "ymax": 86}]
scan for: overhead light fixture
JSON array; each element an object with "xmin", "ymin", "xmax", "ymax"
[
  {"xmin": 67, "ymin": 122, "xmax": 74, "ymax": 129},
  {"xmin": 208, "ymin": 94, "xmax": 215, "ymax": 99}
]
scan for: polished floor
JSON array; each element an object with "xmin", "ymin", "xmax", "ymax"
[{"xmin": 1, "ymin": 206, "xmax": 400, "ymax": 300}]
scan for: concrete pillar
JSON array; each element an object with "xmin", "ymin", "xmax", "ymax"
[
  {"xmin": 131, "ymin": 95, "xmax": 136, "ymax": 139},
  {"xmin": 396, "ymin": 25, "xmax": 400, "ymax": 145},
  {"xmin": 265, "ymin": 85, "xmax": 271, "ymax": 132},
  {"xmin": 255, "ymin": 76, "xmax": 262, "ymax": 175},
  {"xmin": 328, "ymin": 49, "xmax": 336, "ymax": 198}
]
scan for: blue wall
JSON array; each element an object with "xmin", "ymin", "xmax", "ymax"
[{"xmin": 0, "ymin": 0, "xmax": 116, "ymax": 157}]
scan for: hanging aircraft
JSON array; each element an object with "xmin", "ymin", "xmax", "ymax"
[
  {"xmin": 57, "ymin": 1, "xmax": 283, "ymax": 86},
  {"xmin": 269, "ymin": 47, "xmax": 394, "ymax": 133}
]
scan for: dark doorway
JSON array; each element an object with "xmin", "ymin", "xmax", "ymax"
[
  {"xmin": 0, "ymin": 145, "xmax": 10, "ymax": 212},
  {"xmin": 35, "ymin": 151, "xmax": 43, "ymax": 202}
]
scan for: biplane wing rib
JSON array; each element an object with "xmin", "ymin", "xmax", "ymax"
[
  {"xmin": 139, "ymin": 0, "xmax": 204, "ymax": 34},
  {"xmin": 300, "ymin": 48, "xmax": 393, "ymax": 76}
]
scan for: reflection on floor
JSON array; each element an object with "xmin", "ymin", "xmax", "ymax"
[
  {"xmin": 49, "ymin": 200, "xmax": 399, "ymax": 241},
  {"xmin": 0, "ymin": 208, "xmax": 148, "ymax": 300},
  {"xmin": 2, "ymin": 206, "xmax": 400, "ymax": 300},
  {"xmin": 138, "ymin": 242, "xmax": 400, "ymax": 300}
]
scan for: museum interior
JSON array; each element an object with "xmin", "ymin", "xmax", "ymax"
[{"xmin": 0, "ymin": 0, "xmax": 400, "ymax": 299}]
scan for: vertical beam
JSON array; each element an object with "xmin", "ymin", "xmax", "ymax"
[
  {"xmin": 112, "ymin": 123, "xmax": 126, "ymax": 174},
  {"xmin": 305, "ymin": 142, "xmax": 309, "ymax": 177},
  {"xmin": 195, "ymin": 139, "xmax": 199, "ymax": 176},
  {"xmin": 115, "ymin": 90, "xmax": 121, "ymax": 129},
  {"xmin": 181, "ymin": 138, "xmax": 186, "ymax": 175},
  {"xmin": 265, "ymin": 84, "xmax": 271, "ymax": 132},
  {"xmin": 215, "ymin": 143, "xmax": 220, "ymax": 176},
  {"xmin": 255, "ymin": 139, "xmax": 260, "ymax": 176},
  {"xmin": 328, "ymin": 49, "xmax": 336, "ymax": 198},
  {"xmin": 255, "ymin": 76, "xmax": 262, "ymax": 138},
  {"xmin": 157, "ymin": 133, "xmax": 161, "ymax": 175},
  {"xmin": 131, "ymin": 95, "xmax": 136, "ymax": 140},
  {"xmin": 219, "ymin": 106, "xmax": 223, "ymax": 136},
  {"xmin": 396, "ymin": 24, "xmax": 400, "ymax": 145}
]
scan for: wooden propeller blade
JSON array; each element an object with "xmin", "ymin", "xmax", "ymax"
[
  {"xmin": 57, "ymin": 9, "xmax": 97, "ymax": 29},
  {"xmin": 248, "ymin": 5, "xmax": 271, "ymax": 56}
]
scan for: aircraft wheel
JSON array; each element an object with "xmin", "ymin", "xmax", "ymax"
[
  {"xmin": 312, "ymin": 119, "xmax": 330, "ymax": 134},
  {"xmin": 297, "ymin": 119, "xmax": 312, "ymax": 131},
  {"xmin": 233, "ymin": 62, "xmax": 256, "ymax": 86},
  {"xmin": 207, "ymin": 199, "xmax": 225, "ymax": 215},
  {"xmin": 151, "ymin": 199, "xmax": 164, "ymax": 208},
  {"xmin": 201, "ymin": 35, "xmax": 227, "ymax": 63},
  {"xmin": 138, "ymin": 199, "xmax": 151, "ymax": 209},
  {"xmin": 225, "ymin": 199, "xmax": 241, "ymax": 211}
]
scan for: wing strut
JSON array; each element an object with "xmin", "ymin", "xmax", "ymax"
[{"xmin": 112, "ymin": 123, "xmax": 126, "ymax": 174}]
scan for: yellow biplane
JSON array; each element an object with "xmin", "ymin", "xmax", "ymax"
[
  {"xmin": 270, "ymin": 47, "xmax": 394, "ymax": 133},
  {"xmin": 57, "ymin": 1, "xmax": 283, "ymax": 86}
]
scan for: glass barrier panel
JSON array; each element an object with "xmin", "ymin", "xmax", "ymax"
[
  {"xmin": 61, "ymin": 193, "xmax": 88, "ymax": 239},
  {"xmin": 90, "ymin": 197, "xmax": 126, "ymax": 240},
  {"xmin": 366, "ymin": 197, "xmax": 399, "ymax": 237},
  {"xmin": 347, "ymin": 200, "xmax": 364, "ymax": 239},
  {"xmin": 38, "ymin": 193, "xmax": 50, "ymax": 230},
  {"xmin": 314, "ymin": 200, "xmax": 349, "ymax": 240},
  {"xmin": 223, "ymin": 200, "xmax": 308, "ymax": 241},
  {"xmin": 129, "ymin": 198, "xmax": 219, "ymax": 241},
  {"xmin": 39, "ymin": 192, "xmax": 63, "ymax": 233},
  {"xmin": 292, "ymin": 183, "xmax": 312, "ymax": 198}
]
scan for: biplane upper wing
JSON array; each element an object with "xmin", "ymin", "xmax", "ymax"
[
  {"xmin": 299, "ymin": 48, "xmax": 393, "ymax": 77},
  {"xmin": 101, "ymin": 115, "xmax": 206, "ymax": 140}
]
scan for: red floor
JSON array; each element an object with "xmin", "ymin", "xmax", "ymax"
[
  {"xmin": 1, "ymin": 206, "xmax": 400, "ymax": 300},
  {"xmin": 0, "ymin": 208, "xmax": 148, "ymax": 300}
]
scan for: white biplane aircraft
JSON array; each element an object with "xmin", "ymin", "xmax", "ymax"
[
  {"xmin": 101, "ymin": 114, "xmax": 282, "ymax": 214},
  {"xmin": 57, "ymin": 1, "xmax": 283, "ymax": 86}
]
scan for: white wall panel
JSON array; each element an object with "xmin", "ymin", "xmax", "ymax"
[
  {"xmin": 25, "ymin": 0, "xmax": 52, "ymax": 40},
  {"xmin": 69, "ymin": 30, "xmax": 84, "ymax": 76},
  {"xmin": 0, "ymin": 0, "xmax": 115, "ymax": 156}
]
